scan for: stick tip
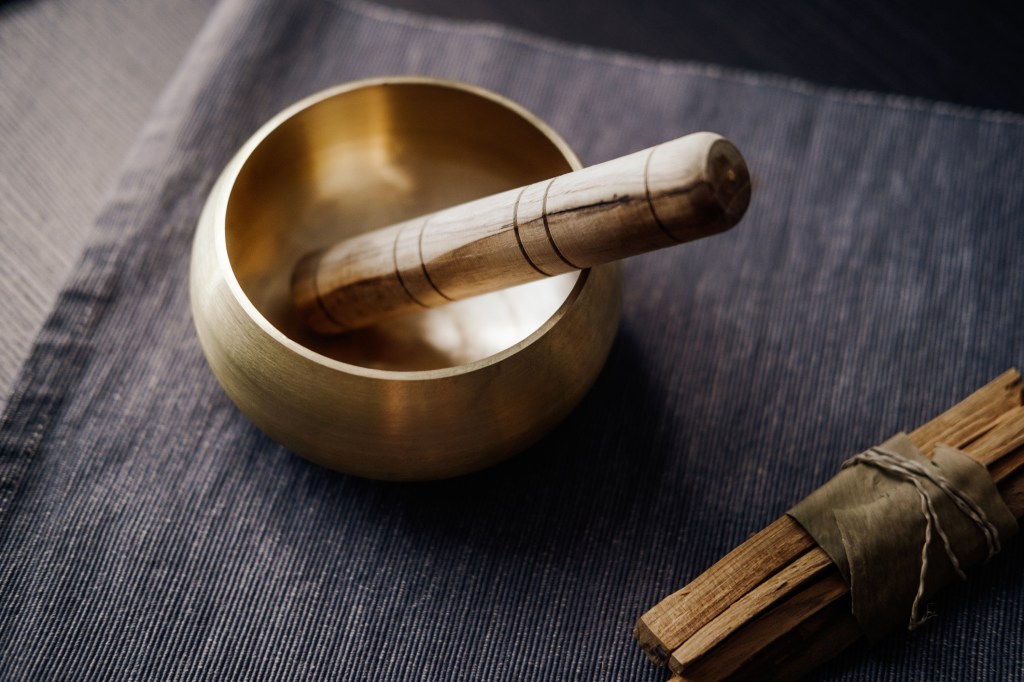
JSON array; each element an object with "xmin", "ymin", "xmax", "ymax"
[{"xmin": 706, "ymin": 136, "xmax": 751, "ymax": 230}]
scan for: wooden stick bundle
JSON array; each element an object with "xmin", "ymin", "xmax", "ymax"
[{"xmin": 635, "ymin": 369, "xmax": 1024, "ymax": 681}]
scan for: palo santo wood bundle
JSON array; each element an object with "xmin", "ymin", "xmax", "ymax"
[{"xmin": 635, "ymin": 369, "xmax": 1024, "ymax": 681}]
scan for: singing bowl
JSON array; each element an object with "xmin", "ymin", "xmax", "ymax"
[{"xmin": 190, "ymin": 77, "xmax": 622, "ymax": 480}]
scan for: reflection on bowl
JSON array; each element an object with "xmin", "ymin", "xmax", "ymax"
[{"xmin": 190, "ymin": 77, "xmax": 621, "ymax": 480}]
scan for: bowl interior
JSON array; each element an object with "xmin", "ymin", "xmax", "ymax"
[{"xmin": 225, "ymin": 81, "xmax": 579, "ymax": 371}]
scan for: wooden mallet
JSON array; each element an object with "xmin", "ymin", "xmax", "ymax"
[{"xmin": 292, "ymin": 131, "xmax": 751, "ymax": 333}]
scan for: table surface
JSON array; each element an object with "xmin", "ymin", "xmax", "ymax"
[{"xmin": 2, "ymin": 1, "xmax": 1024, "ymax": 679}]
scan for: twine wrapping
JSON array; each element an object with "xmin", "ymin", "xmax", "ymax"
[{"xmin": 787, "ymin": 434, "xmax": 1017, "ymax": 640}]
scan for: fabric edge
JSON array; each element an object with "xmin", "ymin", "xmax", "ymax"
[{"xmin": 337, "ymin": 0, "xmax": 1024, "ymax": 128}]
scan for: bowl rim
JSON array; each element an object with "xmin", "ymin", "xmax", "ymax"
[{"xmin": 211, "ymin": 76, "xmax": 594, "ymax": 382}]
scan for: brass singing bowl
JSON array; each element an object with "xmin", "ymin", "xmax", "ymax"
[{"xmin": 190, "ymin": 77, "xmax": 622, "ymax": 480}]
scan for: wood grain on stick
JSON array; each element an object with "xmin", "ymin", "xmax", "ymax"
[
  {"xmin": 908, "ymin": 369, "xmax": 1023, "ymax": 455},
  {"xmin": 672, "ymin": 572, "xmax": 849, "ymax": 679},
  {"xmin": 634, "ymin": 515, "xmax": 816, "ymax": 663},
  {"xmin": 963, "ymin": 405, "xmax": 1024, "ymax": 467},
  {"xmin": 292, "ymin": 132, "xmax": 750, "ymax": 333},
  {"xmin": 670, "ymin": 549, "xmax": 833, "ymax": 670}
]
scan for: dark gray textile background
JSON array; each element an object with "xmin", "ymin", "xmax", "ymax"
[
  {"xmin": 0, "ymin": 0, "xmax": 213, "ymax": 406},
  {"xmin": 2, "ymin": 0, "xmax": 1023, "ymax": 679}
]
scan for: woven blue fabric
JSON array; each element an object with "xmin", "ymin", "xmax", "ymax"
[{"xmin": 2, "ymin": 1, "xmax": 1023, "ymax": 679}]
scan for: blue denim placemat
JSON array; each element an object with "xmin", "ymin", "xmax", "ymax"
[{"xmin": 2, "ymin": 0, "xmax": 1023, "ymax": 679}]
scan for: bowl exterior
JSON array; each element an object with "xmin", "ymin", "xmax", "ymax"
[{"xmin": 189, "ymin": 79, "xmax": 622, "ymax": 480}]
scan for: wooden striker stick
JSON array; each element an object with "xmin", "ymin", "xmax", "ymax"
[{"xmin": 292, "ymin": 132, "xmax": 751, "ymax": 333}]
